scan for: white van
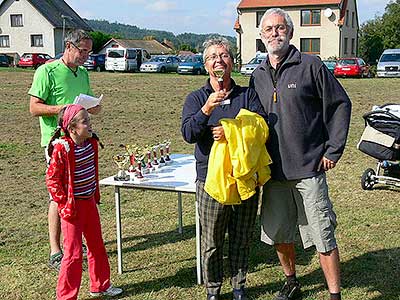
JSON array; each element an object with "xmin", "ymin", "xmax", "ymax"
[
  {"xmin": 376, "ymin": 49, "xmax": 400, "ymax": 78},
  {"xmin": 105, "ymin": 48, "xmax": 151, "ymax": 72}
]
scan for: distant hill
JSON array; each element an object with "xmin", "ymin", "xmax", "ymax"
[{"xmin": 85, "ymin": 19, "xmax": 236, "ymax": 52}]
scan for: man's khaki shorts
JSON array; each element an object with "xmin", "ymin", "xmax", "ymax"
[{"xmin": 260, "ymin": 173, "xmax": 337, "ymax": 253}]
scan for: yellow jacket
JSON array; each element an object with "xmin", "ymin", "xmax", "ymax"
[{"xmin": 205, "ymin": 109, "xmax": 272, "ymax": 205}]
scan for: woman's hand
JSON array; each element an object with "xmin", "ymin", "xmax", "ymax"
[
  {"xmin": 201, "ymin": 90, "xmax": 226, "ymax": 116},
  {"xmin": 211, "ymin": 125, "xmax": 225, "ymax": 141}
]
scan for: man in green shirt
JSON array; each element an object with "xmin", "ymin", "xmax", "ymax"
[{"xmin": 29, "ymin": 29, "xmax": 101, "ymax": 271}]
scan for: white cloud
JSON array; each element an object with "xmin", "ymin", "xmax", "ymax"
[{"xmin": 146, "ymin": 0, "xmax": 177, "ymax": 11}]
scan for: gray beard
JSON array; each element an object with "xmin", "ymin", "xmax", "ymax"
[{"xmin": 267, "ymin": 41, "xmax": 290, "ymax": 58}]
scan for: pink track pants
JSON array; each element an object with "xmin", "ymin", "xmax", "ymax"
[{"xmin": 57, "ymin": 197, "xmax": 111, "ymax": 300}]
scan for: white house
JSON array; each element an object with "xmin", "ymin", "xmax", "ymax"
[
  {"xmin": 0, "ymin": 0, "xmax": 91, "ymax": 61},
  {"xmin": 235, "ymin": 0, "xmax": 359, "ymax": 64},
  {"xmin": 98, "ymin": 38, "xmax": 175, "ymax": 56}
]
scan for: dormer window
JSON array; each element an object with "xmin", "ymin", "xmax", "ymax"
[{"xmin": 10, "ymin": 14, "xmax": 23, "ymax": 27}]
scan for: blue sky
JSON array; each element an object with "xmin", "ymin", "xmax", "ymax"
[{"xmin": 67, "ymin": 0, "xmax": 393, "ymax": 36}]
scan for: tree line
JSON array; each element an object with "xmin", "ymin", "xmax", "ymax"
[{"xmin": 85, "ymin": 19, "xmax": 236, "ymax": 54}]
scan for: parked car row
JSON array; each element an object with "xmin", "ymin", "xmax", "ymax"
[{"xmin": 3, "ymin": 51, "xmax": 208, "ymax": 76}]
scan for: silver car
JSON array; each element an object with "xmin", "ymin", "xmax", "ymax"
[
  {"xmin": 377, "ymin": 49, "xmax": 400, "ymax": 78},
  {"xmin": 240, "ymin": 53, "xmax": 267, "ymax": 76},
  {"xmin": 140, "ymin": 55, "xmax": 181, "ymax": 73}
]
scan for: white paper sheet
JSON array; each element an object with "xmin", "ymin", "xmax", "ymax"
[{"xmin": 73, "ymin": 93, "xmax": 103, "ymax": 109}]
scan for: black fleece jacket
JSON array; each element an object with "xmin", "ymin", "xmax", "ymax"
[
  {"xmin": 181, "ymin": 79, "xmax": 266, "ymax": 181},
  {"xmin": 250, "ymin": 45, "xmax": 352, "ymax": 180}
]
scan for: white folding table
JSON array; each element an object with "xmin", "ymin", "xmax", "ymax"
[{"xmin": 99, "ymin": 153, "xmax": 203, "ymax": 284}]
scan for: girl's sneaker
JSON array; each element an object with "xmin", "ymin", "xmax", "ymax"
[{"xmin": 90, "ymin": 285, "xmax": 123, "ymax": 297}]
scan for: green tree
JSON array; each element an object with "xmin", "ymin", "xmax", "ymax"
[
  {"xmin": 381, "ymin": 0, "xmax": 400, "ymax": 49},
  {"xmin": 358, "ymin": 0, "xmax": 400, "ymax": 63},
  {"xmin": 358, "ymin": 19, "xmax": 384, "ymax": 64},
  {"xmin": 89, "ymin": 31, "xmax": 114, "ymax": 52},
  {"xmin": 179, "ymin": 44, "xmax": 196, "ymax": 53}
]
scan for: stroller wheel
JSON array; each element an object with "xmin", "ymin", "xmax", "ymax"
[{"xmin": 361, "ymin": 168, "xmax": 376, "ymax": 190}]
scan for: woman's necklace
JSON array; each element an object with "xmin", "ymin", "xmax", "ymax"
[{"xmin": 61, "ymin": 58, "xmax": 78, "ymax": 77}]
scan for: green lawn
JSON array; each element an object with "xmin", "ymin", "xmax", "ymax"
[{"xmin": 0, "ymin": 68, "xmax": 399, "ymax": 299}]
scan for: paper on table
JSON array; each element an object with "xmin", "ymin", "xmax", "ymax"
[{"xmin": 73, "ymin": 93, "xmax": 103, "ymax": 109}]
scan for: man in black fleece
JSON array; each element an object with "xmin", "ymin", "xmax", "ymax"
[{"xmin": 250, "ymin": 8, "xmax": 351, "ymax": 300}]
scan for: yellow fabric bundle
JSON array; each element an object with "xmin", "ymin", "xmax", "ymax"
[{"xmin": 205, "ymin": 109, "xmax": 272, "ymax": 204}]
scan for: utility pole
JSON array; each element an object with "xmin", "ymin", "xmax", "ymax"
[{"xmin": 61, "ymin": 14, "xmax": 73, "ymax": 52}]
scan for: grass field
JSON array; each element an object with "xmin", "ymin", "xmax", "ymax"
[{"xmin": 0, "ymin": 67, "xmax": 399, "ymax": 300}]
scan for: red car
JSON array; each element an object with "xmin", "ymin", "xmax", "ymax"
[
  {"xmin": 334, "ymin": 57, "xmax": 371, "ymax": 78},
  {"xmin": 17, "ymin": 53, "xmax": 52, "ymax": 68}
]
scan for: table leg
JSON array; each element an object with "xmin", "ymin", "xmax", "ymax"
[
  {"xmin": 115, "ymin": 187, "xmax": 123, "ymax": 274},
  {"xmin": 195, "ymin": 200, "xmax": 202, "ymax": 284},
  {"xmin": 177, "ymin": 192, "xmax": 183, "ymax": 234}
]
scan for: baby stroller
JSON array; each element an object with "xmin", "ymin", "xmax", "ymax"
[{"xmin": 357, "ymin": 103, "xmax": 400, "ymax": 190}]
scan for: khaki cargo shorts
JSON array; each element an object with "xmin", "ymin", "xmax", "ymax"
[{"xmin": 260, "ymin": 173, "xmax": 337, "ymax": 253}]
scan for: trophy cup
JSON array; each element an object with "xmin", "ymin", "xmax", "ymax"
[
  {"xmin": 214, "ymin": 69, "xmax": 230, "ymax": 105},
  {"xmin": 125, "ymin": 144, "xmax": 137, "ymax": 174},
  {"xmin": 145, "ymin": 145, "xmax": 154, "ymax": 172},
  {"xmin": 214, "ymin": 69, "xmax": 225, "ymax": 91},
  {"xmin": 134, "ymin": 151, "xmax": 145, "ymax": 181},
  {"xmin": 159, "ymin": 143, "xmax": 166, "ymax": 166},
  {"xmin": 113, "ymin": 154, "xmax": 130, "ymax": 181},
  {"xmin": 152, "ymin": 144, "xmax": 160, "ymax": 168},
  {"xmin": 164, "ymin": 140, "xmax": 172, "ymax": 163}
]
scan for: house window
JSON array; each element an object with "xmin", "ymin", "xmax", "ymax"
[
  {"xmin": 31, "ymin": 34, "xmax": 43, "ymax": 47},
  {"xmin": 351, "ymin": 38, "xmax": 355, "ymax": 54},
  {"xmin": 10, "ymin": 14, "xmax": 23, "ymax": 27},
  {"xmin": 256, "ymin": 11, "xmax": 266, "ymax": 28},
  {"xmin": 0, "ymin": 35, "xmax": 10, "ymax": 48},
  {"xmin": 301, "ymin": 10, "xmax": 321, "ymax": 26},
  {"xmin": 300, "ymin": 38, "xmax": 320, "ymax": 54},
  {"xmin": 352, "ymin": 12, "xmax": 355, "ymax": 28},
  {"xmin": 346, "ymin": 10, "xmax": 349, "ymax": 26},
  {"xmin": 344, "ymin": 38, "xmax": 348, "ymax": 54},
  {"xmin": 256, "ymin": 39, "xmax": 266, "ymax": 53}
]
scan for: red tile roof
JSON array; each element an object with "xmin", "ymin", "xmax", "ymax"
[{"xmin": 237, "ymin": 0, "xmax": 342, "ymax": 9}]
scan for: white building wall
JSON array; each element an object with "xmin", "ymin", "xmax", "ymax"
[{"xmin": 0, "ymin": 0, "xmax": 55, "ymax": 56}]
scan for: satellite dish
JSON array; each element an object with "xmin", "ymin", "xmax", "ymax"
[{"xmin": 324, "ymin": 8, "xmax": 333, "ymax": 18}]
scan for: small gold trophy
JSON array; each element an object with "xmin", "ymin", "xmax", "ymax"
[
  {"xmin": 213, "ymin": 69, "xmax": 225, "ymax": 91},
  {"xmin": 113, "ymin": 154, "xmax": 130, "ymax": 181},
  {"xmin": 214, "ymin": 69, "xmax": 230, "ymax": 105}
]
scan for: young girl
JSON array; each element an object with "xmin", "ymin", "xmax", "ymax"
[{"xmin": 46, "ymin": 104, "xmax": 123, "ymax": 300}]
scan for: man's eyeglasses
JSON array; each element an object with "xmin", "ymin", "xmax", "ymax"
[
  {"xmin": 260, "ymin": 24, "xmax": 287, "ymax": 36},
  {"xmin": 206, "ymin": 53, "xmax": 231, "ymax": 62},
  {"xmin": 70, "ymin": 42, "xmax": 92, "ymax": 55}
]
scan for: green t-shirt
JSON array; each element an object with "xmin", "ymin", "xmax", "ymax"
[{"xmin": 29, "ymin": 60, "xmax": 93, "ymax": 147}]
